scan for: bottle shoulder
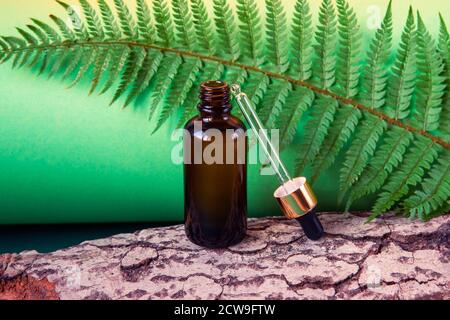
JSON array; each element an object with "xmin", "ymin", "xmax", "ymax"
[{"xmin": 184, "ymin": 114, "xmax": 247, "ymax": 131}]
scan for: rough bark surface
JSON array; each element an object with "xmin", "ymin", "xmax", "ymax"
[{"xmin": 0, "ymin": 213, "xmax": 449, "ymax": 300}]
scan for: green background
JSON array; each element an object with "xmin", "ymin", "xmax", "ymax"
[{"xmin": 0, "ymin": 0, "xmax": 448, "ymax": 224}]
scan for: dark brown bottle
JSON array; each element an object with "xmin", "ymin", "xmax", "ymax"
[{"xmin": 184, "ymin": 81, "xmax": 247, "ymax": 248}]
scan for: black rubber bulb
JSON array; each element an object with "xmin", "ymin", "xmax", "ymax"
[{"xmin": 296, "ymin": 208, "xmax": 324, "ymax": 241}]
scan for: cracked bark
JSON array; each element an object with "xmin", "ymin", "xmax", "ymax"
[{"xmin": 0, "ymin": 213, "xmax": 448, "ymax": 300}]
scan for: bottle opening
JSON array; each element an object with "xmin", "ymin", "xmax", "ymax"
[{"xmin": 199, "ymin": 80, "xmax": 231, "ymax": 112}]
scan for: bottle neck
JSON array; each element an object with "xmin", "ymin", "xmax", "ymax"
[{"xmin": 198, "ymin": 81, "xmax": 233, "ymax": 117}]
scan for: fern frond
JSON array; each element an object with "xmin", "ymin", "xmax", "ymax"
[
  {"xmin": 438, "ymin": 14, "xmax": 450, "ymax": 140},
  {"xmin": 30, "ymin": 19, "xmax": 61, "ymax": 43},
  {"xmin": 236, "ymin": 0, "xmax": 263, "ymax": 65},
  {"xmin": 291, "ymin": 0, "xmax": 313, "ymax": 81},
  {"xmin": 172, "ymin": 0, "xmax": 196, "ymax": 50},
  {"xmin": 277, "ymin": 87, "xmax": 314, "ymax": 150},
  {"xmin": 385, "ymin": 7, "xmax": 416, "ymax": 120},
  {"xmin": 148, "ymin": 53, "xmax": 183, "ymax": 121},
  {"xmin": 177, "ymin": 62, "xmax": 225, "ymax": 128},
  {"xmin": 100, "ymin": 45, "xmax": 130, "ymax": 94},
  {"xmin": 124, "ymin": 50, "xmax": 163, "ymax": 108},
  {"xmin": 49, "ymin": 14, "xmax": 75, "ymax": 41},
  {"xmin": 154, "ymin": 58, "xmax": 202, "ymax": 132},
  {"xmin": 79, "ymin": 0, "xmax": 104, "ymax": 39},
  {"xmin": 178, "ymin": 62, "xmax": 225, "ymax": 127},
  {"xmin": 191, "ymin": 0, "xmax": 215, "ymax": 54},
  {"xmin": 242, "ymin": 73, "xmax": 270, "ymax": 106},
  {"xmin": 340, "ymin": 115, "xmax": 386, "ymax": 194},
  {"xmin": 56, "ymin": 0, "xmax": 89, "ymax": 40},
  {"xmin": 136, "ymin": 0, "xmax": 155, "ymax": 42},
  {"xmin": 295, "ymin": 96, "xmax": 337, "ymax": 175},
  {"xmin": 89, "ymin": 47, "xmax": 110, "ymax": 94},
  {"xmin": 258, "ymin": 80, "xmax": 292, "ymax": 128},
  {"xmin": 358, "ymin": 0, "xmax": 392, "ymax": 109},
  {"xmin": 265, "ymin": 0, "xmax": 289, "ymax": 73},
  {"xmin": 113, "ymin": 0, "xmax": 137, "ymax": 39},
  {"xmin": 346, "ymin": 126, "xmax": 413, "ymax": 211},
  {"xmin": 313, "ymin": 0, "xmax": 337, "ymax": 89},
  {"xmin": 403, "ymin": 150, "xmax": 450, "ymax": 219},
  {"xmin": 68, "ymin": 47, "xmax": 98, "ymax": 88},
  {"xmin": 371, "ymin": 136, "xmax": 442, "ymax": 217},
  {"xmin": 110, "ymin": 47, "xmax": 147, "ymax": 105},
  {"xmin": 311, "ymin": 105, "xmax": 361, "ymax": 183},
  {"xmin": 62, "ymin": 46, "xmax": 85, "ymax": 80},
  {"xmin": 412, "ymin": 13, "xmax": 446, "ymax": 132},
  {"xmin": 213, "ymin": 0, "xmax": 240, "ymax": 60},
  {"xmin": 153, "ymin": 0, "xmax": 175, "ymax": 47},
  {"xmin": 98, "ymin": 0, "xmax": 120, "ymax": 39},
  {"xmin": 335, "ymin": 0, "xmax": 361, "ymax": 98}
]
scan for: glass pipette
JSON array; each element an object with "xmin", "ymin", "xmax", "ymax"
[{"xmin": 231, "ymin": 84, "xmax": 324, "ymax": 241}]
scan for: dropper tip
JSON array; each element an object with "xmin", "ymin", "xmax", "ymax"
[{"xmin": 230, "ymin": 84, "xmax": 241, "ymax": 96}]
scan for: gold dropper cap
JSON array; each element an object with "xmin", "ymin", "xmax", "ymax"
[{"xmin": 274, "ymin": 177, "xmax": 318, "ymax": 219}]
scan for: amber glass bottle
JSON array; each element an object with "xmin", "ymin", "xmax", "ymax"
[{"xmin": 184, "ymin": 81, "xmax": 247, "ymax": 248}]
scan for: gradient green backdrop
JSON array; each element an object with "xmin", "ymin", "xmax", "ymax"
[{"xmin": 0, "ymin": 0, "xmax": 448, "ymax": 224}]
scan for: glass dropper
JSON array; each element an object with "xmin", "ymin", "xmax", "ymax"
[
  {"xmin": 231, "ymin": 83, "xmax": 325, "ymax": 241},
  {"xmin": 231, "ymin": 84, "xmax": 292, "ymax": 186}
]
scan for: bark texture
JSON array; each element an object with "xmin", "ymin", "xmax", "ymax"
[{"xmin": 0, "ymin": 213, "xmax": 449, "ymax": 300}]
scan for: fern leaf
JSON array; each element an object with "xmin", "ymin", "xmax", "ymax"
[
  {"xmin": 30, "ymin": 19, "xmax": 61, "ymax": 43},
  {"xmin": 154, "ymin": 58, "xmax": 202, "ymax": 132},
  {"xmin": 294, "ymin": 96, "xmax": 337, "ymax": 175},
  {"xmin": 56, "ymin": 0, "xmax": 89, "ymax": 40},
  {"xmin": 385, "ymin": 7, "xmax": 416, "ymax": 120},
  {"xmin": 346, "ymin": 127, "xmax": 413, "ymax": 211},
  {"xmin": 277, "ymin": 87, "xmax": 314, "ymax": 151},
  {"xmin": 124, "ymin": 50, "xmax": 163, "ymax": 108},
  {"xmin": 136, "ymin": 0, "xmax": 155, "ymax": 42},
  {"xmin": 178, "ymin": 62, "xmax": 225, "ymax": 127},
  {"xmin": 213, "ymin": 0, "xmax": 240, "ymax": 60},
  {"xmin": 371, "ymin": 136, "xmax": 442, "ymax": 217},
  {"xmin": 311, "ymin": 105, "xmax": 361, "ymax": 183},
  {"xmin": 100, "ymin": 45, "xmax": 130, "ymax": 94},
  {"xmin": 48, "ymin": 47, "xmax": 71, "ymax": 79},
  {"xmin": 359, "ymin": 0, "xmax": 392, "ymax": 109},
  {"xmin": 68, "ymin": 47, "xmax": 98, "ymax": 88},
  {"xmin": 110, "ymin": 47, "xmax": 147, "ymax": 105},
  {"xmin": 89, "ymin": 47, "xmax": 111, "ymax": 95},
  {"xmin": 16, "ymin": 28, "xmax": 38, "ymax": 46},
  {"xmin": 191, "ymin": 0, "xmax": 215, "ymax": 54},
  {"xmin": 27, "ymin": 24, "xmax": 49, "ymax": 44},
  {"xmin": 291, "ymin": 0, "xmax": 313, "ymax": 81},
  {"xmin": 242, "ymin": 73, "xmax": 270, "ymax": 106},
  {"xmin": 148, "ymin": 54, "xmax": 183, "ymax": 121},
  {"xmin": 153, "ymin": 0, "xmax": 175, "ymax": 47},
  {"xmin": 265, "ymin": 0, "xmax": 289, "ymax": 73},
  {"xmin": 62, "ymin": 46, "xmax": 84, "ymax": 80},
  {"xmin": 403, "ymin": 150, "xmax": 450, "ymax": 219},
  {"xmin": 79, "ymin": 0, "xmax": 104, "ymax": 39},
  {"xmin": 172, "ymin": 0, "xmax": 197, "ymax": 50},
  {"xmin": 339, "ymin": 115, "xmax": 386, "ymax": 193},
  {"xmin": 438, "ymin": 14, "xmax": 450, "ymax": 140},
  {"xmin": 412, "ymin": 13, "xmax": 446, "ymax": 132},
  {"xmin": 258, "ymin": 81, "xmax": 292, "ymax": 128},
  {"xmin": 49, "ymin": 14, "xmax": 75, "ymax": 41},
  {"xmin": 113, "ymin": 0, "xmax": 137, "ymax": 39},
  {"xmin": 223, "ymin": 67, "xmax": 248, "ymax": 86},
  {"xmin": 236, "ymin": 0, "xmax": 263, "ymax": 64},
  {"xmin": 98, "ymin": 0, "xmax": 121, "ymax": 39},
  {"xmin": 313, "ymin": 0, "xmax": 337, "ymax": 89},
  {"xmin": 335, "ymin": 0, "xmax": 361, "ymax": 98}
]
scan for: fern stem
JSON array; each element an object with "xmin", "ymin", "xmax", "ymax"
[{"xmin": 2, "ymin": 39, "xmax": 449, "ymax": 150}]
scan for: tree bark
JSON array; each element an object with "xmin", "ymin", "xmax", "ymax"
[{"xmin": 0, "ymin": 213, "xmax": 448, "ymax": 300}]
